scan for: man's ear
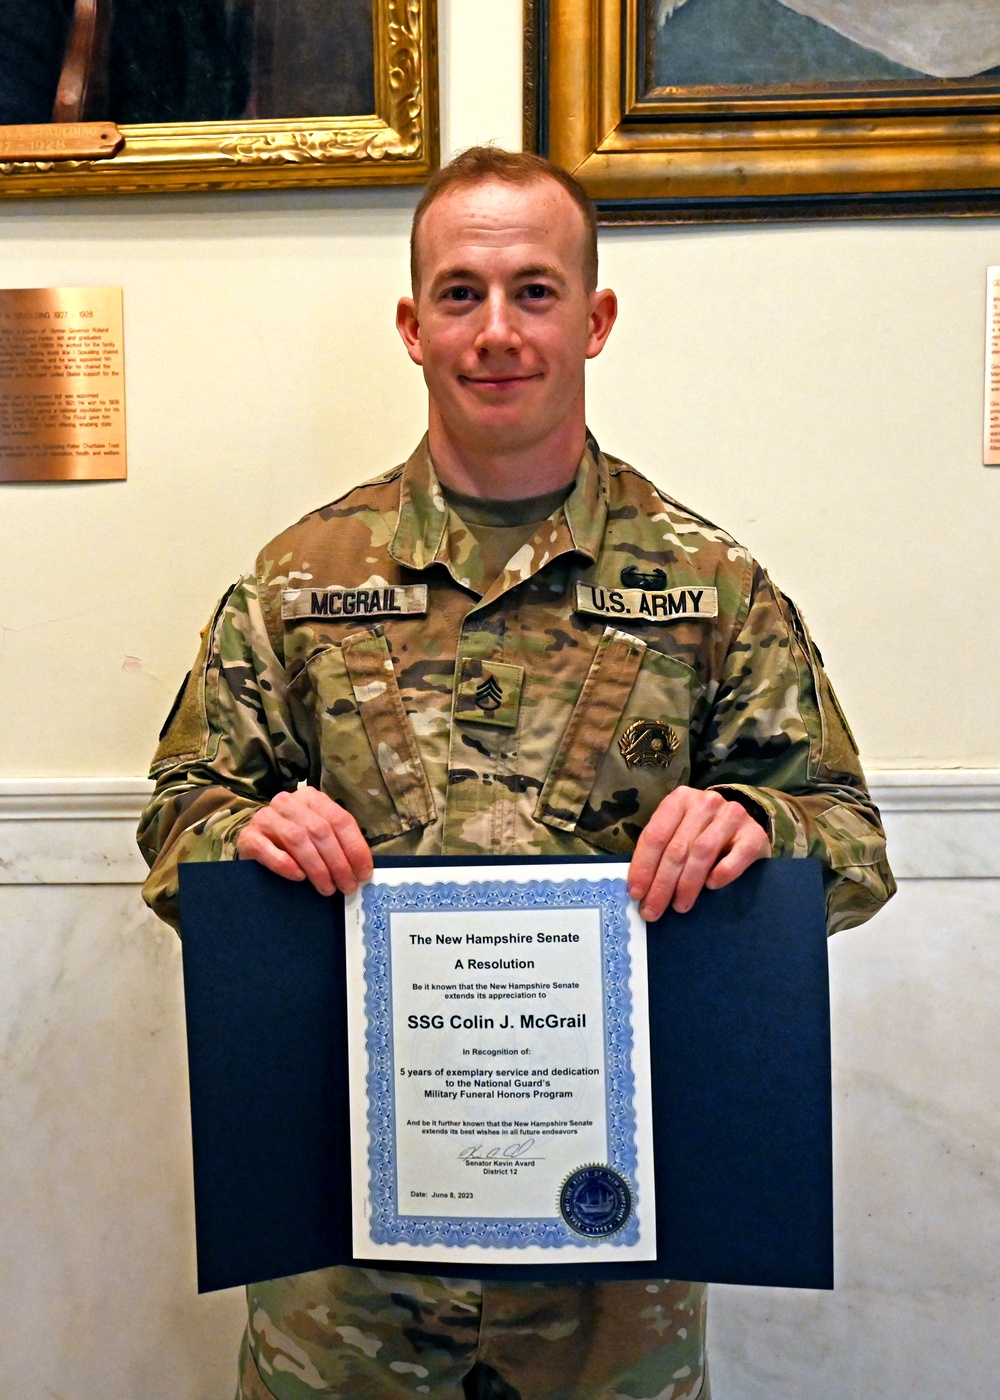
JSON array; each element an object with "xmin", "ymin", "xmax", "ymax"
[
  {"xmin": 396, "ymin": 296, "xmax": 424, "ymax": 366},
  {"xmin": 585, "ymin": 287, "xmax": 618, "ymax": 361}
]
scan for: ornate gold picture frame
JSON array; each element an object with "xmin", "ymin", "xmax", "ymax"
[
  {"xmin": 525, "ymin": 0, "xmax": 1000, "ymax": 222},
  {"xmin": 0, "ymin": 0, "xmax": 437, "ymax": 199}
]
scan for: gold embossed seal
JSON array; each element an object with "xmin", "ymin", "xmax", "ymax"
[{"xmin": 619, "ymin": 720, "xmax": 679, "ymax": 769}]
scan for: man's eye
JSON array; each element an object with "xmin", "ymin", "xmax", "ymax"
[
  {"xmin": 443, "ymin": 286, "xmax": 476, "ymax": 302},
  {"xmin": 523, "ymin": 284, "xmax": 551, "ymax": 300}
]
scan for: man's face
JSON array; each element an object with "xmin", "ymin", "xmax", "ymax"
[{"xmin": 397, "ymin": 177, "xmax": 616, "ymax": 462}]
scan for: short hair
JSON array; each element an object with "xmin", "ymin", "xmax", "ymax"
[{"xmin": 410, "ymin": 146, "xmax": 599, "ymax": 294}]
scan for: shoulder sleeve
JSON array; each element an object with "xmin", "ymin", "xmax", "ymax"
[
  {"xmin": 136, "ymin": 573, "xmax": 309, "ymax": 929},
  {"xmin": 693, "ymin": 564, "xmax": 896, "ymax": 933}
]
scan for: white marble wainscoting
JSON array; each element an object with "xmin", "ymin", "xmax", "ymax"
[
  {"xmin": 0, "ymin": 773, "xmax": 997, "ymax": 1400},
  {"xmin": 0, "ymin": 883, "xmax": 247, "ymax": 1400},
  {"xmin": 710, "ymin": 877, "xmax": 1000, "ymax": 1400}
]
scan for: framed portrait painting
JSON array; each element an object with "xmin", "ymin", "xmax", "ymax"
[
  {"xmin": 0, "ymin": 0, "xmax": 437, "ymax": 197},
  {"xmin": 525, "ymin": 0, "xmax": 1000, "ymax": 221}
]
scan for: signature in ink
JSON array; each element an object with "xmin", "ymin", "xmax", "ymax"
[{"xmin": 459, "ymin": 1138, "xmax": 541, "ymax": 1161}]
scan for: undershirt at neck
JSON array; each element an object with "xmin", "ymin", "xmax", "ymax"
[
  {"xmin": 440, "ymin": 480, "xmax": 574, "ymax": 528},
  {"xmin": 440, "ymin": 480, "xmax": 575, "ymax": 589}
]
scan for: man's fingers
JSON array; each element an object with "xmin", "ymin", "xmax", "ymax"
[
  {"xmin": 275, "ymin": 796, "xmax": 357, "ymax": 893},
  {"xmin": 238, "ymin": 788, "xmax": 374, "ymax": 896},
  {"xmin": 306, "ymin": 815, "xmax": 370, "ymax": 894},
  {"xmin": 264, "ymin": 810, "xmax": 344, "ymax": 895},
  {"xmin": 704, "ymin": 824, "xmax": 771, "ymax": 890},
  {"xmin": 637, "ymin": 799, "xmax": 724, "ymax": 920},
  {"xmin": 626, "ymin": 787, "xmax": 772, "ymax": 921},
  {"xmin": 627, "ymin": 789, "xmax": 687, "ymax": 903},
  {"xmin": 284, "ymin": 788, "xmax": 374, "ymax": 884},
  {"xmin": 669, "ymin": 803, "xmax": 749, "ymax": 913},
  {"xmin": 324, "ymin": 800, "xmax": 374, "ymax": 882},
  {"xmin": 236, "ymin": 824, "xmax": 307, "ymax": 883}
]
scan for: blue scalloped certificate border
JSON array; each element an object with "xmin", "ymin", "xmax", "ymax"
[{"xmin": 361, "ymin": 875, "xmax": 643, "ymax": 1251}]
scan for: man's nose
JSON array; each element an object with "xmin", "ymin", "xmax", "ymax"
[{"xmin": 474, "ymin": 291, "xmax": 521, "ymax": 353}]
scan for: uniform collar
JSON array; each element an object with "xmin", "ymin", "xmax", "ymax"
[
  {"xmin": 389, "ymin": 434, "xmax": 609, "ymax": 598},
  {"xmin": 388, "ymin": 436, "xmax": 450, "ymax": 571}
]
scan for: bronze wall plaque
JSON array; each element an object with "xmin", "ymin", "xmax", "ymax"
[
  {"xmin": 986, "ymin": 268, "xmax": 1000, "ymax": 468},
  {"xmin": 0, "ymin": 288, "xmax": 125, "ymax": 482}
]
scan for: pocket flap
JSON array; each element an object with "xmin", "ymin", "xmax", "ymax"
[
  {"xmin": 340, "ymin": 629, "xmax": 436, "ymax": 830},
  {"xmin": 535, "ymin": 628, "xmax": 647, "ymax": 832}
]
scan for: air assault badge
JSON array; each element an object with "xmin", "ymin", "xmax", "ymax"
[
  {"xmin": 620, "ymin": 564, "xmax": 667, "ymax": 591},
  {"xmin": 619, "ymin": 719, "xmax": 679, "ymax": 768}
]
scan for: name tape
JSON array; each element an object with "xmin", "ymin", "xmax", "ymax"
[
  {"xmin": 282, "ymin": 584, "xmax": 428, "ymax": 620},
  {"xmin": 574, "ymin": 583, "xmax": 718, "ymax": 622}
]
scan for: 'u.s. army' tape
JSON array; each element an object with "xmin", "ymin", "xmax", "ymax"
[
  {"xmin": 574, "ymin": 583, "xmax": 718, "ymax": 622},
  {"xmin": 281, "ymin": 585, "xmax": 428, "ymax": 620}
]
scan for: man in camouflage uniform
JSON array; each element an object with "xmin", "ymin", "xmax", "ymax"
[{"xmin": 138, "ymin": 147, "xmax": 894, "ymax": 1400}]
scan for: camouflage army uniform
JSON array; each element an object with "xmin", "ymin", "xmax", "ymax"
[{"xmin": 138, "ymin": 436, "xmax": 894, "ymax": 1400}]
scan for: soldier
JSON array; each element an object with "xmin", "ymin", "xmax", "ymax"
[{"xmin": 138, "ymin": 146, "xmax": 894, "ymax": 1400}]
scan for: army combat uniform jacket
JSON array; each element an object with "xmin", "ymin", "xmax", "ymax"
[
  {"xmin": 138, "ymin": 437, "xmax": 893, "ymax": 1400},
  {"xmin": 139, "ymin": 436, "xmax": 893, "ymax": 931}
]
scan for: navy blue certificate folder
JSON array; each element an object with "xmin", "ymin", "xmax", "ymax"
[{"xmin": 178, "ymin": 855, "xmax": 833, "ymax": 1293}]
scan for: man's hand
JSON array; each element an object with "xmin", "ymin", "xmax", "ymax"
[
  {"xmin": 236, "ymin": 787, "xmax": 374, "ymax": 896},
  {"xmin": 627, "ymin": 786, "xmax": 770, "ymax": 921}
]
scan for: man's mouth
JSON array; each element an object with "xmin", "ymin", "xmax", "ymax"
[{"xmin": 460, "ymin": 373, "xmax": 539, "ymax": 389}]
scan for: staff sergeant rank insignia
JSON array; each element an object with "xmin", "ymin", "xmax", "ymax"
[
  {"xmin": 455, "ymin": 658, "xmax": 524, "ymax": 728},
  {"xmin": 575, "ymin": 582, "xmax": 718, "ymax": 622},
  {"xmin": 281, "ymin": 584, "xmax": 428, "ymax": 620},
  {"xmin": 474, "ymin": 675, "xmax": 504, "ymax": 712}
]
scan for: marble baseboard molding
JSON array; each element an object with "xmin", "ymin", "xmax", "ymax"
[
  {"xmin": 0, "ymin": 771, "xmax": 997, "ymax": 885},
  {"xmin": 867, "ymin": 770, "xmax": 1000, "ymax": 880},
  {"xmin": 0, "ymin": 778, "xmax": 153, "ymax": 885}
]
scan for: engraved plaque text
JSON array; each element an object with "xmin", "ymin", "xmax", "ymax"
[{"xmin": 0, "ymin": 288, "xmax": 125, "ymax": 482}]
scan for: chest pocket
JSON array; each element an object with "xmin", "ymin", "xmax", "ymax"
[
  {"xmin": 291, "ymin": 627, "xmax": 436, "ymax": 844},
  {"xmin": 535, "ymin": 626, "xmax": 698, "ymax": 856}
]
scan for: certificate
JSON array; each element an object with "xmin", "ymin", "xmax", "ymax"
[
  {"xmin": 344, "ymin": 860, "xmax": 657, "ymax": 1265},
  {"xmin": 181, "ymin": 856, "xmax": 831, "ymax": 1291}
]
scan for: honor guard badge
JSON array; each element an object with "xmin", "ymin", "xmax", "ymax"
[
  {"xmin": 455, "ymin": 658, "xmax": 524, "ymax": 728},
  {"xmin": 619, "ymin": 719, "xmax": 679, "ymax": 769},
  {"xmin": 281, "ymin": 584, "xmax": 428, "ymax": 620},
  {"xmin": 575, "ymin": 582, "xmax": 718, "ymax": 622}
]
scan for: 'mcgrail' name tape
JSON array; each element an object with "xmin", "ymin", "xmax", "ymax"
[{"xmin": 281, "ymin": 585, "xmax": 428, "ymax": 620}]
